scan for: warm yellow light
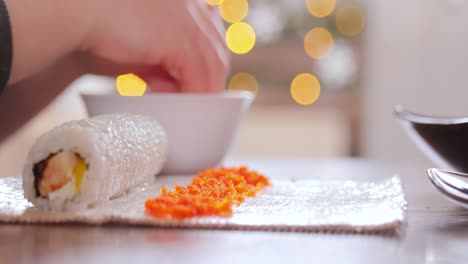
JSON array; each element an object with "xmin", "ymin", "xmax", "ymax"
[
  {"xmin": 205, "ymin": 0, "xmax": 224, "ymax": 6},
  {"xmin": 304, "ymin": 27, "xmax": 334, "ymax": 59},
  {"xmin": 219, "ymin": 0, "xmax": 248, "ymax": 23},
  {"xmin": 228, "ymin": 72, "xmax": 258, "ymax": 94},
  {"xmin": 290, "ymin": 73, "xmax": 321, "ymax": 105},
  {"xmin": 306, "ymin": 0, "xmax": 336, "ymax": 18},
  {"xmin": 336, "ymin": 6, "xmax": 365, "ymax": 37},
  {"xmin": 116, "ymin": 73, "xmax": 147, "ymax": 96},
  {"xmin": 226, "ymin": 22, "xmax": 256, "ymax": 55}
]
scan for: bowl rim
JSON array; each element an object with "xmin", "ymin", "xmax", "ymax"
[
  {"xmin": 394, "ymin": 105, "xmax": 468, "ymax": 125},
  {"xmin": 81, "ymin": 90, "xmax": 256, "ymax": 101}
]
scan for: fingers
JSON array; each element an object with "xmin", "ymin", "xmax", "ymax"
[
  {"xmin": 196, "ymin": 0, "xmax": 230, "ymax": 68},
  {"xmin": 197, "ymin": 0, "xmax": 226, "ymax": 47},
  {"xmin": 145, "ymin": 76, "xmax": 179, "ymax": 93},
  {"xmin": 80, "ymin": 0, "xmax": 230, "ymax": 94},
  {"xmin": 137, "ymin": 66, "xmax": 179, "ymax": 93},
  {"xmin": 80, "ymin": 54, "xmax": 179, "ymax": 93},
  {"xmin": 174, "ymin": 0, "xmax": 228, "ymax": 93},
  {"xmin": 80, "ymin": 54, "xmax": 147, "ymax": 76},
  {"xmin": 163, "ymin": 40, "xmax": 210, "ymax": 93}
]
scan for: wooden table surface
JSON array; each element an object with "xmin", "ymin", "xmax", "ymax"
[{"xmin": 1, "ymin": 157, "xmax": 467, "ymax": 264}]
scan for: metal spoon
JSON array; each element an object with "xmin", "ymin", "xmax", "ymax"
[{"xmin": 427, "ymin": 168, "xmax": 468, "ymax": 209}]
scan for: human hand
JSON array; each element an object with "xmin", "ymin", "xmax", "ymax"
[
  {"xmin": 81, "ymin": 0, "xmax": 229, "ymax": 93},
  {"xmin": 6, "ymin": 0, "xmax": 230, "ymax": 93}
]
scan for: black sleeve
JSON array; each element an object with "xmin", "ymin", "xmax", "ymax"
[{"xmin": 0, "ymin": 0, "xmax": 12, "ymax": 92}]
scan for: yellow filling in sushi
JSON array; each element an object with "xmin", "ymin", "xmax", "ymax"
[{"xmin": 73, "ymin": 157, "xmax": 86, "ymax": 194}]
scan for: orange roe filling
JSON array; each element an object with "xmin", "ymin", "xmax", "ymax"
[{"xmin": 145, "ymin": 166, "xmax": 271, "ymax": 219}]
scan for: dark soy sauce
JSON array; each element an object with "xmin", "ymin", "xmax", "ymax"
[{"xmin": 413, "ymin": 122, "xmax": 468, "ymax": 173}]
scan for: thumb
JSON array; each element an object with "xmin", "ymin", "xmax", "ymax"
[{"xmin": 136, "ymin": 66, "xmax": 180, "ymax": 93}]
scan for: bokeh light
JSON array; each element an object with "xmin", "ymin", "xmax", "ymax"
[
  {"xmin": 290, "ymin": 73, "xmax": 321, "ymax": 105},
  {"xmin": 336, "ymin": 6, "xmax": 365, "ymax": 37},
  {"xmin": 116, "ymin": 74, "xmax": 147, "ymax": 96},
  {"xmin": 304, "ymin": 27, "xmax": 334, "ymax": 59},
  {"xmin": 220, "ymin": 0, "xmax": 248, "ymax": 23},
  {"xmin": 205, "ymin": 0, "xmax": 224, "ymax": 6},
  {"xmin": 228, "ymin": 72, "xmax": 259, "ymax": 94},
  {"xmin": 226, "ymin": 22, "xmax": 256, "ymax": 55},
  {"xmin": 306, "ymin": 0, "xmax": 336, "ymax": 18}
]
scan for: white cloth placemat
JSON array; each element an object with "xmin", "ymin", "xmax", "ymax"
[{"xmin": 0, "ymin": 176, "xmax": 406, "ymax": 233}]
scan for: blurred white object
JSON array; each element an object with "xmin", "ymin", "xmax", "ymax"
[
  {"xmin": 247, "ymin": 2, "xmax": 284, "ymax": 44},
  {"xmin": 82, "ymin": 91, "xmax": 254, "ymax": 175},
  {"xmin": 317, "ymin": 41, "xmax": 357, "ymax": 90}
]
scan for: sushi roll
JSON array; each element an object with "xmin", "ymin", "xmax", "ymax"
[{"xmin": 23, "ymin": 113, "xmax": 168, "ymax": 211}]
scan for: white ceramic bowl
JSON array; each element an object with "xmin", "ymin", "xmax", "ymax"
[{"xmin": 81, "ymin": 91, "xmax": 254, "ymax": 175}]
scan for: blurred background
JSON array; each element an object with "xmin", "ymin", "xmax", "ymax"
[{"xmin": 1, "ymin": 0, "xmax": 468, "ymax": 176}]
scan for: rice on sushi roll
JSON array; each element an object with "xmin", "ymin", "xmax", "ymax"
[{"xmin": 23, "ymin": 113, "xmax": 168, "ymax": 211}]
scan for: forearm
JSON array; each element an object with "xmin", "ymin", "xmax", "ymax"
[
  {"xmin": 4, "ymin": 0, "xmax": 90, "ymax": 85},
  {"xmin": 0, "ymin": 54, "xmax": 83, "ymax": 142},
  {"xmin": 0, "ymin": 0, "xmax": 12, "ymax": 90},
  {"xmin": 0, "ymin": 0, "xmax": 91, "ymax": 140}
]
